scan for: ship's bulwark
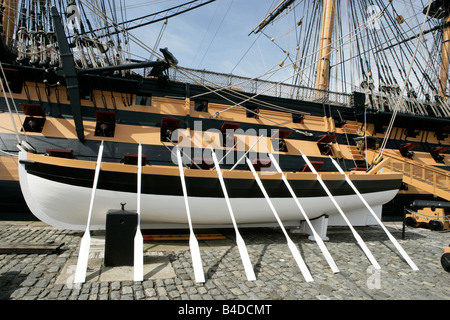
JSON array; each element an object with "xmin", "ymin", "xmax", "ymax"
[{"xmin": 18, "ymin": 151, "xmax": 402, "ymax": 230}]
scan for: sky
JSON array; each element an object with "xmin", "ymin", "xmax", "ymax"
[
  {"xmin": 86, "ymin": 0, "xmax": 435, "ymax": 93},
  {"xmin": 121, "ymin": 0, "xmax": 292, "ymax": 80}
]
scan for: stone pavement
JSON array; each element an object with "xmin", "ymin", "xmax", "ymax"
[{"xmin": 0, "ymin": 220, "xmax": 449, "ymax": 304}]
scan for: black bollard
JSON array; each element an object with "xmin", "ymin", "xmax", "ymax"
[{"xmin": 104, "ymin": 203, "xmax": 138, "ymax": 267}]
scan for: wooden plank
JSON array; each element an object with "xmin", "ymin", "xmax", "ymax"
[
  {"xmin": 143, "ymin": 234, "xmax": 226, "ymax": 241},
  {"xmin": 0, "ymin": 242, "xmax": 64, "ymax": 254}
]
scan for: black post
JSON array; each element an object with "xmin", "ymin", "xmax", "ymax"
[
  {"xmin": 402, "ymin": 206, "xmax": 406, "ymax": 240},
  {"xmin": 104, "ymin": 205, "xmax": 138, "ymax": 267},
  {"xmin": 51, "ymin": 7, "xmax": 84, "ymax": 141}
]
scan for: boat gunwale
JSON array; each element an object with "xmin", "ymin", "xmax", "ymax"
[{"xmin": 23, "ymin": 152, "xmax": 403, "ymax": 182}]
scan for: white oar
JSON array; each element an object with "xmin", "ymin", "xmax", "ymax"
[
  {"xmin": 176, "ymin": 148, "xmax": 205, "ymax": 283},
  {"xmin": 74, "ymin": 141, "xmax": 104, "ymax": 284},
  {"xmin": 245, "ymin": 157, "xmax": 314, "ymax": 282},
  {"xmin": 267, "ymin": 152, "xmax": 339, "ymax": 274},
  {"xmin": 212, "ymin": 150, "xmax": 256, "ymax": 281},
  {"xmin": 329, "ymin": 156, "xmax": 419, "ymax": 271},
  {"xmin": 134, "ymin": 142, "xmax": 144, "ymax": 281},
  {"xmin": 300, "ymin": 149, "xmax": 381, "ymax": 270}
]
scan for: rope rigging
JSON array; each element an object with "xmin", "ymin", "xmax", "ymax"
[{"xmin": 2, "ymin": 0, "xmax": 450, "ymax": 126}]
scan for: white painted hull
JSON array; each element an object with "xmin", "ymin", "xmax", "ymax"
[{"xmin": 19, "ymin": 152, "xmax": 399, "ymax": 231}]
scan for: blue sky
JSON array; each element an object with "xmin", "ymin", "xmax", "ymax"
[
  {"xmin": 112, "ymin": 0, "xmax": 433, "ymax": 92},
  {"xmin": 123, "ymin": 0, "xmax": 289, "ymax": 80}
]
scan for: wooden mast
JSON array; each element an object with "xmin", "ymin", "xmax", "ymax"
[
  {"xmin": 2, "ymin": 0, "xmax": 18, "ymax": 47},
  {"xmin": 315, "ymin": 0, "xmax": 336, "ymax": 92},
  {"xmin": 440, "ymin": 14, "xmax": 450, "ymax": 97}
]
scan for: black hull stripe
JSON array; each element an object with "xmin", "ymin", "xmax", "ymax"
[{"xmin": 24, "ymin": 161, "xmax": 402, "ymax": 198}]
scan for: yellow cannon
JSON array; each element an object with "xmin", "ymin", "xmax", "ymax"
[
  {"xmin": 405, "ymin": 200, "xmax": 450, "ymax": 231},
  {"xmin": 442, "ymin": 246, "xmax": 450, "ymax": 272}
]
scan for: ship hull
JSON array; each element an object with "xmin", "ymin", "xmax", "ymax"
[{"xmin": 18, "ymin": 151, "xmax": 402, "ymax": 230}]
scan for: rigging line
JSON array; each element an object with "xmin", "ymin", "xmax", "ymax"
[
  {"xmin": 251, "ymin": 0, "xmax": 303, "ymax": 36},
  {"xmin": 256, "ymin": 37, "xmax": 268, "ymax": 73},
  {"xmin": 383, "ymin": 1, "xmax": 438, "ymax": 89},
  {"xmin": 261, "ymin": 30, "xmax": 296, "ymax": 67},
  {"xmin": 0, "ymin": 61, "xmax": 28, "ymax": 144},
  {"xmin": 149, "ymin": 19, "xmax": 167, "ymax": 61},
  {"xmin": 190, "ymin": 7, "xmax": 381, "ymax": 104},
  {"xmin": 345, "ymin": 1, "xmax": 434, "ymax": 98},
  {"xmin": 197, "ymin": 0, "xmax": 234, "ymax": 68},
  {"xmin": 0, "ymin": 76, "xmax": 21, "ymax": 145},
  {"xmin": 382, "ymin": 4, "xmax": 431, "ymax": 91},
  {"xmin": 184, "ymin": 34, "xmax": 374, "ymax": 122},
  {"xmin": 344, "ymin": 0, "xmax": 354, "ymax": 90},
  {"xmin": 291, "ymin": 1, "xmax": 304, "ymax": 87},
  {"xmin": 190, "ymin": 0, "xmax": 221, "ymax": 67},
  {"xmin": 79, "ymin": 0, "xmax": 165, "ymax": 61},
  {"xmin": 0, "ymin": 148, "xmax": 19, "ymax": 157},
  {"xmin": 299, "ymin": 1, "xmax": 320, "ymax": 88},
  {"xmin": 383, "ymin": 11, "xmax": 440, "ymax": 112},
  {"xmin": 90, "ymin": 0, "xmax": 217, "ymax": 36},
  {"xmin": 378, "ymin": 0, "xmax": 433, "ymax": 160},
  {"xmin": 182, "ymin": 66, "xmax": 311, "ymax": 116},
  {"xmin": 175, "ymin": 67, "xmax": 313, "ymax": 136},
  {"xmin": 230, "ymin": 32, "xmax": 262, "ymax": 75}
]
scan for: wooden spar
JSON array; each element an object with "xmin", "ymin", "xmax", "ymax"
[
  {"xmin": 2, "ymin": 0, "xmax": 18, "ymax": 46},
  {"xmin": 249, "ymin": 0, "xmax": 296, "ymax": 35},
  {"xmin": 440, "ymin": 15, "xmax": 450, "ymax": 97},
  {"xmin": 315, "ymin": 0, "xmax": 336, "ymax": 91}
]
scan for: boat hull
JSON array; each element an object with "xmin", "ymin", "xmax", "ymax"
[{"xmin": 18, "ymin": 151, "xmax": 402, "ymax": 230}]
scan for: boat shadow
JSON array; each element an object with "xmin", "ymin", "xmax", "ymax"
[
  {"xmin": 0, "ymin": 271, "xmax": 24, "ymax": 300},
  {"xmin": 201, "ymin": 226, "xmax": 427, "ymax": 280}
]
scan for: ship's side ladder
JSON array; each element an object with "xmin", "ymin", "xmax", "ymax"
[
  {"xmin": 329, "ymin": 156, "xmax": 419, "ymax": 271},
  {"xmin": 266, "ymin": 151, "xmax": 340, "ymax": 274},
  {"xmin": 74, "ymin": 141, "xmax": 104, "ymax": 284},
  {"xmin": 211, "ymin": 150, "xmax": 256, "ymax": 281},
  {"xmin": 176, "ymin": 147, "xmax": 205, "ymax": 283},
  {"xmin": 299, "ymin": 149, "xmax": 381, "ymax": 270}
]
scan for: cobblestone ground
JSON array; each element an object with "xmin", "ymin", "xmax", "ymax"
[{"xmin": 0, "ymin": 221, "xmax": 449, "ymax": 302}]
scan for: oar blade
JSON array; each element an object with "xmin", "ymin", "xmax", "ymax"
[
  {"xmin": 300, "ymin": 151, "xmax": 380, "ymax": 270},
  {"xmin": 189, "ymin": 233, "xmax": 205, "ymax": 283},
  {"xmin": 246, "ymin": 156, "xmax": 314, "ymax": 281},
  {"xmin": 74, "ymin": 232, "xmax": 91, "ymax": 284},
  {"xmin": 328, "ymin": 156, "xmax": 418, "ymax": 271},
  {"xmin": 354, "ymin": 233, "xmax": 381, "ymax": 270},
  {"xmin": 134, "ymin": 231, "xmax": 144, "ymax": 281},
  {"xmin": 267, "ymin": 152, "xmax": 339, "ymax": 274},
  {"xmin": 287, "ymin": 238, "xmax": 314, "ymax": 282},
  {"xmin": 236, "ymin": 233, "xmax": 256, "ymax": 281}
]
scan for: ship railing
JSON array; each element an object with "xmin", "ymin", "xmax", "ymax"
[
  {"xmin": 168, "ymin": 67, "xmax": 351, "ymax": 106},
  {"xmin": 351, "ymin": 86, "xmax": 450, "ymax": 118}
]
